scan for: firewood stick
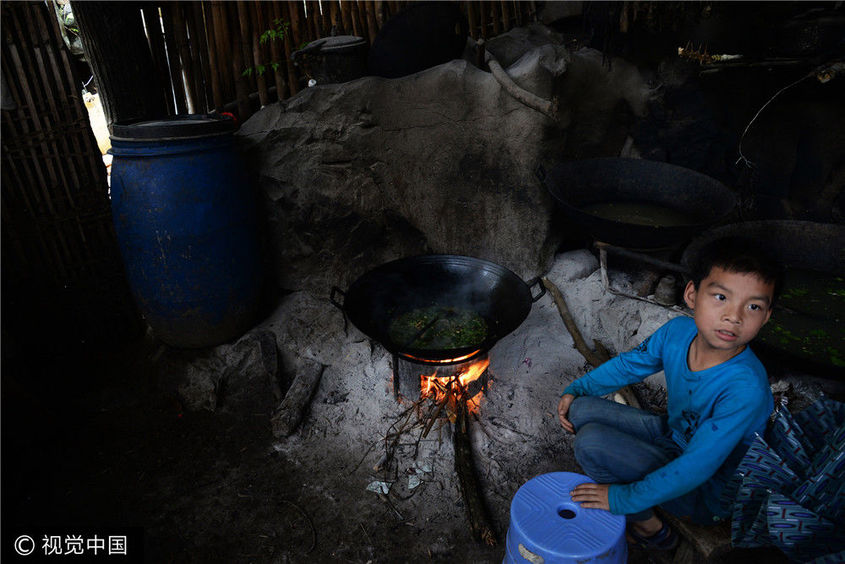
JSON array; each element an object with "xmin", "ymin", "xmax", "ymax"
[
  {"xmin": 422, "ymin": 389, "xmax": 451, "ymax": 438},
  {"xmin": 454, "ymin": 400, "xmax": 497, "ymax": 546},
  {"xmin": 542, "ymin": 277, "xmax": 641, "ymax": 409},
  {"xmin": 271, "ymin": 359, "xmax": 324, "ymax": 437}
]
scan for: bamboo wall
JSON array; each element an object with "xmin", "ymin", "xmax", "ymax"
[
  {"xmin": 142, "ymin": 1, "xmax": 539, "ymax": 121},
  {"xmin": 1, "ymin": 1, "xmax": 142, "ymax": 350}
]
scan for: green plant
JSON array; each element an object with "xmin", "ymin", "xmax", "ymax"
[{"xmin": 243, "ymin": 18, "xmax": 290, "ymax": 78}]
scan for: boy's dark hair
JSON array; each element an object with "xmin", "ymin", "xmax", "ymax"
[{"xmin": 689, "ymin": 236, "xmax": 784, "ymax": 306}]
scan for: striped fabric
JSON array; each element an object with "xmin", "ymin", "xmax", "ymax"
[{"xmin": 722, "ymin": 397, "xmax": 845, "ymax": 562}]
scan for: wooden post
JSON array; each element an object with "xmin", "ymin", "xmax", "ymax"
[{"xmin": 491, "ymin": 1, "xmax": 501, "ymax": 36}]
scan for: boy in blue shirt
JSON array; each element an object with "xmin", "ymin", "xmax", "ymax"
[{"xmin": 557, "ymin": 237, "xmax": 781, "ymax": 550}]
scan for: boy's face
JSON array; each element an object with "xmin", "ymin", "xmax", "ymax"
[{"xmin": 684, "ymin": 266, "xmax": 775, "ymax": 355}]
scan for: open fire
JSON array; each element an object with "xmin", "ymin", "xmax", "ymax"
[{"xmin": 420, "ymin": 356, "xmax": 490, "ymax": 417}]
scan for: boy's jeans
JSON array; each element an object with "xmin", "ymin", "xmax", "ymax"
[{"xmin": 568, "ymin": 395, "xmax": 719, "ymax": 524}]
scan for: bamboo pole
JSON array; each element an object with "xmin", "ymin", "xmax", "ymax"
[
  {"xmin": 160, "ymin": 3, "xmax": 188, "ymax": 114},
  {"xmin": 30, "ymin": 3, "xmax": 96, "ymax": 266},
  {"xmin": 211, "ymin": 1, "xmax": 233, "ymax": 101},
  {"xmin": 3, "ymin": 40, "xmax": 69, "ymax": 277},
  {"xmin": 491, "ymin": 1, "xmax": 501, "ymax": 36},
  {"xmin": 364, "ymin": 1, "xmax": 379, "ymax": 45},
  {"xmin": 22, "ymin": 5, "xmax": 79, "ymax": 208},
  {"xmin": 374, "ymin": 1, "xmax": 385, "ymax": 31},
  {"xmin": 202, "ymin": 2, "xmax": 225, "ymax": 111},
  {"xmin": 288, "ymin": 0, "xmax": 304, "ymax": 49},
  {"xmin": 171, "ymin": 2, "xmax": 197, "ymax": 113},
  {"xmin": 350, "ymin": 0, "xmax": 365, "ymax": 41},
  {"xmin": 328, "ymin": 0, "xmax": 341, "ymax": 34},
  {"xmin": 228, "ymin": 2, "xmax": 252, "ymax": 119},
  {"xmin": 279, "ymin": 1, "xmax": 297, "ymax": 97},
  {"xmin": 238, "ymin": 1, "xmax": 267, "ymax": 107},
  {"xmin": 253, "ymin": 1, "xmax": 275, "ymax": 104},
  {"xmin": 340, "ymin": 0, "xmax": 352, "ymax": 36},
  {"xmin": 210, "ymin": 1, "xmax": 233, "ymax": 106},
  {"xmin": 465, "ymin": 2, "xmax": 477, "ymax": 40},
  {"xmin": 142, "ymin": 5, "xmax": 175, "ymax": 115},
  {"xmin": 500, "ymin": 1, "xmax": 510, "ymax": 33},
  {"xmin": 188, "ymin": 1, "xmax": 213, "ymax": 113}
]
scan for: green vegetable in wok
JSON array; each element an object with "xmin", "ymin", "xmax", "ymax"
[{"xmin": 389, "ymin": 306, "xmax": 488, "ymax": 350}]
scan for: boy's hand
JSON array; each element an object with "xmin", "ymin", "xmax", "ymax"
[
  {"xmin": 570, "ymin": 482, "xmax": 611, "ymax": 511},
  {"xmin": 558, "ymin": 394, "xmax": 576, "ymax": 433}
]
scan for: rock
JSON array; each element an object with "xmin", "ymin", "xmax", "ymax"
[
  {"xmin": 175, "ymin": 330, "xmax": 283, "ymax": 414},
  {"xmin": 545, "ymin": 249, "xmax": 599, "ymax": 282},
  {"xmin": 238, "ymin": 43, "xmax": 571, "ymax": 293}
]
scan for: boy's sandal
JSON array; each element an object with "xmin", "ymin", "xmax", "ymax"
[{"xmin": 627, "ymin": 522, "xmax": 679, "ymax": 551}]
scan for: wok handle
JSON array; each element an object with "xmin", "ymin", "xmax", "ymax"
[
  {"xmin": 330, "ymin": 286, "xmax": 346, "ymax": 310},
  {"xmin": 526, "ymin": 277, "xmax": 546, "ymax": 302}
]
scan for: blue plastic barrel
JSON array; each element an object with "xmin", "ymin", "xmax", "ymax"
[
  {"xmin": 109, "ymin": 115, "xmax": 263, "ymax": 348},
  {"xmin": 504, "ymin": 472, "xmax": 627, "ymax": 564}
]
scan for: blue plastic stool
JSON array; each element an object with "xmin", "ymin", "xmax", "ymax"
[{"xmin": 503, "ymin": 472, "xmax": 627, "ymax": 564}]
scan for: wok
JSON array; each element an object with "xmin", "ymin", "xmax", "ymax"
[
  {"xmin": 542, "ymin": 158, "xmax": 738, "ymax": 249},
  {"xmin": 331, "ymin": 255, "xmax": 545, "ymax": 362},
  {"xmin": 682, "ymin": 221, "xmax": 845, "ymax": 375}
]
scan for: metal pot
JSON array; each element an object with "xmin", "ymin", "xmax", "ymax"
[
  {"xmin": 542, "ymin": 158, "xmax": 738, "ymax": 250},
  {"xmin": 331, "ymin": 255, "xmax": 545, "ymax": 362}
]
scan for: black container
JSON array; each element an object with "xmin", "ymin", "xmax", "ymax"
[{"xmin": 292, "ymin": 36, "xmax": 368, "ymax": 85}]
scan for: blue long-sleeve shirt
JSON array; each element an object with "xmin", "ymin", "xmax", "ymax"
[{"xmin": 563, "ymin": 316, "xmax": 773, "ymax": 517}]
